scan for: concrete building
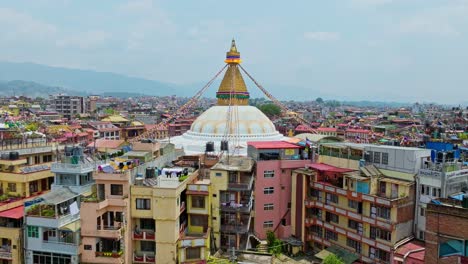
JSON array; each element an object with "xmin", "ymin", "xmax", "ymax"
[
  {"xmin": 24, "ymin": 147, "xmax": 96, "ymax": 264},
  {"xmin": 209, "ymin": 156, "xmax": 254, "ymax": 250},
  {"xmin": 49, "ymin": 95, "xmax": 87, "ymax": 120},
  {"xmin": 425, "ymin": 196, "xmax": 468, "ymax": 264},
  {"xmin": 247, "ymin": 141, "xmax": 312, "ymax": 240},
  {"xmin": 88, "ymin": 122, "xmax": 121, "ymax": 140},
  {"xmin": 290, "ymin": 143, "xmax": 431, "ymax": 263}
]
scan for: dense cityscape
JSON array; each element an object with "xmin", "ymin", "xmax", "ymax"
[{"xmin": 0, "ymin": 39, "xmax": 467, "ymax": 264}]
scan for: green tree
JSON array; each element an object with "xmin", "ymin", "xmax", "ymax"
[
  {"xmin": 258, "ymin": 104, "xmax": 281, "ymax": 118},
  {"xmin": 316, "ymin": 97, "xmax": 324, "ymax": 104},
  {"xmin": 266, "ymin": 231, "xmax": 283, "ymax": 256},
  {"xmin": 323, "ymin": 254, "xmax": 344, "ymax": 264}
]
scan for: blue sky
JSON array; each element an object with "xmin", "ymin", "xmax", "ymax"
[{"xmin": 0, "ymin": 0, "xmax": 467, "ymax": 104}]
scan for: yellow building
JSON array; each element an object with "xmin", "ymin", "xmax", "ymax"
[
  {"xmin": 0, "ymin": 142, "xmax": 62, "ymax": 264},
  {"xmin": 209, "ymin": 156, "xmax": 254, "ymax": 251},
  {"xmin": 178, "ymin": 179, "xmax": 212, "ymax": 264},
  {"xmin": 129, "ymin": 161, "xmax": 199, "ymax": 264}
]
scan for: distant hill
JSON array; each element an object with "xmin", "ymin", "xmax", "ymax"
[
  {"xmin": 0, "ymin": 61, "xmax": 177, "ymax": 96},
  {"xmin": 0, "ymin": 80, "xmax": 79, "ymax": 98}
]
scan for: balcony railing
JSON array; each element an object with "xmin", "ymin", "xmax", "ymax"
[
  {"xmin": 220, "ymin": 215, "xmax": 251, "ymax": 234},
  {"xmin": 0, "ymin": 250, "xmax": 12, "ymax": 260},
  {"xmin": 133, "ymin": 252, "xmax": 156, "ymax": 263},
  {"xmin": 228, "ymin": 175, "xmax": 254, "ymax": 191},
  {"xmin": 51, "ymin": 161, "xmax": 98, "ymax": 173},
  {"xmin": 133, "ymin": 230, "xmax": 155, "ymax": 240},
  {"xmin": 220, "ymin": 194, "xmax": 253, "ymax": 213},
  {"xmin": 95, "ymin": 250, "xmax": 123, "ymax": 258}
]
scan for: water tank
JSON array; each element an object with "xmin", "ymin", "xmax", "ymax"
[
  {"xmin": 9, "ymin": 152, "xmax": 19, "ymax": 160},
  {"xmin": 146, "ymin": 167, "xmax": 156, "ymax": 178},
  {"xmin": 206, "ymin": 142, "xmax": 215, "ymax": 152},
  {"xmin": 72, "ymin": 147, "xmax": 83, "ymax": 157},
  {"xmin": 65, "ymin": 146, "xmax": 74, "ymax": 156},
  {"xmin": 220, "ymin": 140, "xmax": 229, "ymax": 151},
  {"xmin": 135, "ymin": 176, "xmax": 144, "ymax": 186}
]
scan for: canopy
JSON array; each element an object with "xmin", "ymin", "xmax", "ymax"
[
  {"xmin": 315, "ymin": 245, "xmax": 359, "ymax": 264},
  {"xmin": 0, "ymin": 206, "xmax": 24, "ymax": 219}
]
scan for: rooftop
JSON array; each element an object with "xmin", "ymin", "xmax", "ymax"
[
  {"xmin": 211, "ymin": 156, "xmax": 254, "ymax": 172},
  {"xmin": 247, "ymin": 141, "xmax": 301, "ymax": 150}
]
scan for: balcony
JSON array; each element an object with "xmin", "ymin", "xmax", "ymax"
[
  {"xmin": 220, "ymin": 194, "xmax": 253, "ymax": 213},
  {"xmin": 228, "ymin": 174, "xmax": 254, "ymax": 191},
  {"xmin": 95, "ymin": 250, "xmax": 123, "ymax": 258},
  {"xmin": 133, "ymin": 229, "xmax": 156, "ymax": 240},
  {"xmin": 51, "ymin": 161, "xmax": 98, "ymax": 174},
  {"xmin": 0, "ymin": 250, "xmax": 12, "ymax": 260},
  {"xmin": 95, "ymin": 224, "xmax": 123, "ymax": 238},
  {"xmin": 133, "ymin": 252, "xmax": 156, "ymax": 263},
  {"xmin": 42, "ymin": 240, "xmax": 79, "ymax": 255},
  {"xmin": 220, "ymin": 214, "xmax": 251, "ymax": 234}
]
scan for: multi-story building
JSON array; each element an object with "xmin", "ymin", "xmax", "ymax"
[
  {"xmin": 425, "ymin": 195, "xmax": 468, "ymax": 264},
  {"xmin": 24, "ymin": 147, "xmax": 96, "ymax": 264},
  {"xmin": 247, "ymin": 141, "xmax": 312, "ymax": 240},
  {"xmin": 415, "ymin": 154, "xmax": 468, "ymax": 240},
  {"xmin": 87, "ymin": 121, "xmax": 121, "ymax": 140},
  {"xmin": 291, "ymin": 143, "xmax": 431, "ymax": 263},
  {"xmin": 129, "ymin": 156, "xmax": 197, "ymax": 264},
  {"xmin": 0, "ymin": 141, "xmax": 62, "ymax": 264},
  {"xmin": 49, "ymin": 94, "xmax": 87, "ymax": 119},
  {"xmin": 168, "ymin": 118, "xmax": 195, "ymax": 137},
  {"xmin": 209, "ymin": 156, "xmax": 254, "ymax": 251}
]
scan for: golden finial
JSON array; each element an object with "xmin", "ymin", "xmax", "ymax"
[{"xmin": 230, "ymin": 39, "xmax": 237, "ymax": 52}]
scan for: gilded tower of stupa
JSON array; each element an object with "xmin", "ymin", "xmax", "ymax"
[{"xmin": 216, "ymin": 39, "xmax": 250, "ymax": 106}]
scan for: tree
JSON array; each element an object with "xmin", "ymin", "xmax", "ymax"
[
  {"xmin": 316, "ymin": 97, "xmax": 324, "ymax": 104},
  {"xmin": 323, "ymin": 254, "xmax": 344, "ymax": 264},
  {"xmin": 266, "ymin": 231, "xmax": 283, "ymax": 256},
  {"xmin": 258, "ymin": 104, "xmax": 281, "ymax": 118}
]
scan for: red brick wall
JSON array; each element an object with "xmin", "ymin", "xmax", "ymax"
[{"xmin": 425, "ymin": 204, "xmax": 468, "ymax": 264}]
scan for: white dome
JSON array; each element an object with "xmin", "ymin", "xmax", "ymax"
[{"xmin": 170, "ymin": 105, "xmax": 286, "ymax": 155}]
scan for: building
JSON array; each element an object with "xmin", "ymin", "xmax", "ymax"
[
  {"xmin": 171, "ymin": 40, "xmax": 285, "ymax": 155},
  {"xmin": 49, "ymin": 95, "xmax": 88, "ymax": 120},
  {"xmin": 291, "ymin": 143, "xmax": 431, "ymax": 263},
  {"xmin": 23, "ymin": 147, "xmax": 96, "ymax": 264},
  {"xmin": 247, "ymin": 141, "xmax": 312, "ymax": 240},
  {"xmin": 168, "ymin": 118, "xmax": 195, "ymax": 137},
  {"xmin": 87, "ymin": 121, "xmax": 121, "ymax": 140},
  {"xmin": 209, "ymin": 156, "xmax": 254, "ymax": 250},
  {"xmin": 425, "ymin": 196, "xmax": 468, "ymax": 264},
  {"xmin": 0, "ymin": 142, "xmax": 62, "ymax": 264}
]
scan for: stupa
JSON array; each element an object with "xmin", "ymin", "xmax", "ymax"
[{"xmin": 170, "ymin": 40, "xmax": 285, "ymax": 155}]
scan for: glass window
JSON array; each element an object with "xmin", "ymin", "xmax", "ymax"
[
  {"xmin": 191, "ymin": 196, "xmax": 205, "ymax": 208},
  {"xmin": 140, "ymin": 241, "xmax": 155, "ymax": 252},
  {"xmin": 376, "ymin": 206, "xmax": 391, "ymax": 220},
  {"xmin": 325, "ymin": 230, "xmax": 338, "ymax": 241},
  {"xmin": 381, "ymin": 153, "xmax": 389, "ymax": 165},
  {"xmin": 186, "ymin": 247, "xmax": 201, "ymax": 260},
  {"xmin": 28, "ymin": 226, "xmax": 39, "ymax": 238},
  {"xmin": 263, "ymin": 187, "xmax": 274, "ymax": 195},
  {"xmin": 325, "ymin": 212, "xmax": 339, "ymax": 223},
  {"xmin": 7, "ymin": 183, "xmax": 16, "ymax": 192},
  {"xmin": 326, "ymin": 193, "xmax": 338, "ymax": 204},
  {"xmin": 263, "ymin": 170, "xmax": 275, "ymax": 178},
  {"xmin": 264, "ymin": 203, "xmax": 274, "ymax": 211},
  {"xmin": 136, "ymin": 199, "xmax": 151, "ymax": 210},
  {"xmin": 348, "ymin": 199, "xmax": 358, "ymax": 209},
  {"xmin": 110, "ymin": 184, "xmax": 123, "ymax": 196},
  {"xmin": 420, "ymin": 207, "xmax": 425, "ymax": 216},
  {"xmin": 263, "ymin": 221, "xmax": 273, "ymax": 228},
  {"xmin": 346, "ymin": 238, "xmax": 361, "ymax": 253},
  {"xmin": 373, "ymin": 152, "xmax": 381, "ymax": 164}
]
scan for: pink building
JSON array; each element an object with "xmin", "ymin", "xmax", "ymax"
[{"xmin": 247, "ymin": 141, "xmax": 312, "ymax": 240}]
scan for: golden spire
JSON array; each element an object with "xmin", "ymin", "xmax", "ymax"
[{"xmin": 217, "ymin": 39, "xmax": 249, "ymax": 106}]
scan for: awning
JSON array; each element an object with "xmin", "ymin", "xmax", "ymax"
[
  {"xmin": 307, "ymin": 163, "xmax": 355, "ymax": 173},
  {"xmin": 315, "ymin": 245, "xmax": 359, "ymax": 264},
  {"xmin": 0, "ymin": 206, "xmax": 24, "ymax": 219},
  {"xmin": 61, "ymin": 220, "xmax": 81, "ymax": 232}
]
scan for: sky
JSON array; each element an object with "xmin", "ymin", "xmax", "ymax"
[{"xmin": 0, "ymin": 0, "xmax": 468, "ymax": 104}]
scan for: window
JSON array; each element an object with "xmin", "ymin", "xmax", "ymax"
[
  {"xmin": 365, "ymin": 151, "xmax": 373, "ymax": 162},
  {"xmin": 326, "ymin": 193, "xmax": 338, "ymax": 204},
  {"xmin": 347, "ymin": 238, "xmax": 361, "ymax": 253},
  {"xmin": 348, "ymin": 199, "xmax": 358, "ymax": 209},
  {"xmin": 264, "ymin": 203, "xmax": 274, "ymax": 211},
  {"xmin": 438, "ymin": 188, "xmax": 441, "ymax": 197},
  {"xmin": 186, "ymin": 247, "xmax": 201, "ymax": 260},
  {"xmin": 370, "ymin": 226, "xmax": 377, "ymax": 239},
  {"xmin": 311, "ymin": 189, "xmax": 322, "ymax": 201},
  {"xmin": 35, "ymin": 156, "xmax": 40, "ymax": 164},
  {"xmin": 215, "ymin": 172, "xmax": 222, "ymax": 177},
  {"xmin": 377, "ymin": 228, "xmax": 392, "ymax": 241},
  {"xmin": 421, "ymin": 184, "xmax": 425, "ymax": 194},
  {"xmin": 84, "ymin": 245, "xmax": 92, "ymax": 250},
  {"xmin": 325, "ymin": 212, "xmax": 339, "ymax": 223},
  {"xmin": 28, "ymin": 226, "xmax": 39, "ymax": 238},
  {"xmin": 311, "ymin": 225, "xmax": 323, "ymax": 237},
  {"xmin": 419, "ymin": 230, "xmax": 425, "ymax": 240},
  {"xmin": 47, "ymin": 229, "xmax": 56, "ymax": 237},
  {"xmin": 348, "ymin": 219, "xmax": 359, "ymax": 231},
  {"xmin": 43, "ymin": 155, "xmax": 53, "ymax": 162},
  {"xmin": 432, "ymin": 187, "xmax": 437, "ymax": 197},
  {"xmin": 190, "ymin": 215, "xmax": 207, "ymax": 226},
  {"xmin": 263, "ymin": 221, "xmax": 274, "ymax": 228},
  {"xmin": 381, "ymin": 153, "xmax": 389, "ymax": 165},
  {"xmin": 140, "ymin": 241, "xmax": 155, "ymax": 252},
  {"xmin": 373, "ymin": 152, "xmax": 381, "ymax": 164},
  {"xmin": 110, "ymin": 184, "xmax": 123, "ymax": 196},
  {"xmin": 264, "ymin": 187, "xmax": 274, "ymax": 195},
  {"xmin": 420, "ymin": 207, "xmax": 425, "ymax": 216},
  {"xmin": 376, "ymin": 206, "xmax": 391, "ymax": 220},
  {"xmin": 379, "ymin": 181, "xmax": 386, "ymax": 195},
  {"xmin": 192, "ymin": 196, "xmax": 205, "ymax": 208},
  {"xmin": 287, "ymin": 202, "xmax": 291, "ymax": 209},
  {"xmin": 7, "ymin": 183, "xmax": 16, "ymax": 192},
  {"xmin": 372, "ymin": 248, "xmax": 390, "ymax": 262},
  {"xmin": 264, "ymin": 170, "xmax": 275, "ymax": 178},
  {"xmin": 136, "ymin": 198, "xmax": 151, "ymax": 210},
  {"xmin": 325, "ymin": 230, "xmax": 338, "ymax": 241}
]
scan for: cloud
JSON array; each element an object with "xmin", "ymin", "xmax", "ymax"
[
  {"xmin": 0, "ymin": 8, "xmax": 57, "ymax": 42},
  {"xmin": 56, "ymin": 30, "xmax": 111, "ymax": 50},
  {"xmin": 303, "ymin": 31, "xmax": 341, "ymax": 41}
]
